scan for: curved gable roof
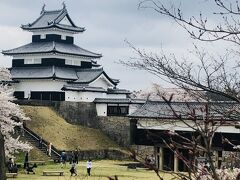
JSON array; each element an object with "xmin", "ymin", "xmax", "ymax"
[
  {"xmin": 21, "ymin": 6, "xmax": 85, "ymax": 33},
  {"xmin": 70, "ymin": 68, "xmax": 118, "ymax": 86}
]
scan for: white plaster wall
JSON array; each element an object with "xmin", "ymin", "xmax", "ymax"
[
  {"xmin": 107, "ymin": 94, "xmax": 127, "ymax": 99},
  {"xmin": 59, "ymin": 17, "xmax": 72, "ymax": 26},
  {"xmin": 90, "ymin": 74, "xmax": 114, "ymax": 89},
  {"xmin": 65, "ymin": 91, "xmax": 79, "ymax": 101},
  {"xmin": 81, "ymin": 92, "xmax": 105, "ymax": 102},
  {"xmin": 138, "ymin": 119, "xmax": 240, "ymax": 133},
  {"xmin": 14, "ymin": 80, "xmax": 65, "ymax": 98},
  {"xmin": 13, "ymin": 54, "xmax": 92, "ymax": 62},
  {"xmin": 14, "ymin": 79, "xmax": 129, "ymax": 102},
  {"xmin": 96, "ymin": 104, "xmax": 107, "ymax": 116},
  {"xmin": 32, "ymin": 30, "xmax": 74, "ymax": 37},
  {"xmin": 65, "ymin": 90, "xmax": 127, "ymax": 102},
  {"xmin": 65, "ymin": 91, "xmax": 106, "ymax": 102}
]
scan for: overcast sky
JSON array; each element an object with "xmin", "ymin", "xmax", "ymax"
[{"xmin": 0, "ymin": 0, "xmax": 230, "ymax": 91}]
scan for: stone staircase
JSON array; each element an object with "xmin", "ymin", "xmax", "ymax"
[{"xmin": 22, "ymin": 126, "xmax": 61, "ymax": 162}]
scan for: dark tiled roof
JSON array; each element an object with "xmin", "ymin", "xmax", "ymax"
[
  {"xmin": 94, "ymin": 98, "xmax": 132, "ymax": 104},
  {"xmin": 10, "ymin": 66, "xmax": 78, "ymax": 80},
  {"xmin": 9, "ymin": 66, "xmax": 118, "ymax": 86},
  {"xmin": 94, "ymin": 98, "xmax": 145, "ymax": 104},
  {"xmin": 91, "ymin": 60, "xmax": 101, "ymax": 67},
  {"xmin": 2, "ymin": 42, "xmax": 102, "ymax": 58},
  {"xmin": 62, "ymin": 84, "xmax": 105, "ymax": 92},
  {"xmin": 74, "ymin": 68, "xmax": 103, "ymax": 83},
  {"xmin": 72, "ymin": 68, "xmax": 118, "ymax": 85},
  {"xmin": 21, "ymin": 8, "xmax": 85, "ymax": 33},
  {"xmin": 107, "ymin": 88, "xmax": 131, "ymax": 94},
  {"xmin": 129, "ymin": 101, "xmax": 240, "ymax": 119}
]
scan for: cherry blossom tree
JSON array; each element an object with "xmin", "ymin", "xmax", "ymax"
[
  {"xmin": 0, "ymin": 68, "xmax": 31, "ymax": 180},
  {"xmin": 131, "ymin": 83, "xmax": 197, "ymax": 101},
  {"xmin": 121, "ymin": 1, "xmax": 240, "ymax": 179}
]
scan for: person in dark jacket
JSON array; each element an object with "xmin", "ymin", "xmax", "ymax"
[
  {"xmin": 7, "ymin": 158, "xmax": 13, "ymax": 173},
  {"xmin": 70, "ymin": 161, "xmax": 77, "ymax": 176},
  {"xmin": 24, "ymin": 152, "xmax": 29, "ymax": 169},
  {"xmin": 74, "ymin": 149, "xmax": 79, "ymax": 164},
  {"xmin": 61, "ymin": 150, "xmax": 67, "ymax": 168},
  {"xmin": 12, "ymin": 163, "xmax": 18, "ymax": 173},
  {"xmin": 69, "ymin": 151, "xmax": 74, "ymax": 164},
  {"xmin": 38, "ymin": 136, "xmax": 43, "ymax": 148}
]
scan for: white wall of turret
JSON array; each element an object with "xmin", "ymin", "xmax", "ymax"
[
  {"xmin": 65, "ymin": 91, "xmax": 106, "ymax": 102},
  {"xmin": 96, "ymin": 104, "xmax": 107, "ymax": 116},
  {"xmin": 12, "ymin": 53, "xmax": 93, "ymax": 64},
  {"xmin": 65, "ymin": 91, "xmax": 127, "ymax": 102},
  {"xmin": 13, "ymin": 78, "xmax": 127, "ymax": 101},
  {"xmin": 106, "ymin": 94, "xmax": 126, "ymax": 98},
  {"xmin": 32, "ymin": 29, "xmax": 74, "ymax": 37},
  {"xmin": 14, "ymin": 79, "xmax": 65, "ymax": 99},
  {"xmin": 90, "ymin": 74, "xmax": 114, "ymax": 90}
]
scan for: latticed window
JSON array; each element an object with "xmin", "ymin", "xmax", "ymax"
[{"xmin": 107, "ymin": 106, "xmax": 129, "ymax": 116}]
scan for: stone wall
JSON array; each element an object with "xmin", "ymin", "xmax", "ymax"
[
  {"xmin": 131, "ymin": 145, "xmax": 155, "ymax": 158},
  {"xmin": 53, "ymin": 101, "xmax": 98, "ymax": 127},
  {"xmin": 16, "ymin": 100, "xmax": 131, "ymax": 147},
  {"xmin": 53, "ymin": 102, "xmax": 131, "ymax": 147},
  {"xmin": 66, "ymin": 149, "xmax": 130, "ymax": 160},
  {"xmin": 14, "ymin": 100, "xmax": 55, "ymax": 106},
  {"xmin": 95, "ymin": 116, "xmax": 131, "ymax": 147}
]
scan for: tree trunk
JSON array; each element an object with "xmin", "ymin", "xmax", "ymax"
[{"xmin": 0, "ymin": 132, "xmax": 6, "ymax": 180}]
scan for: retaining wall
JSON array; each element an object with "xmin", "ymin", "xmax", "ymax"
[{"xmin": 16, "ymin": 100, "xmax": 131, "ymax": 147}]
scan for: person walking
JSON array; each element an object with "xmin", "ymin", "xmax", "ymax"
[
  {"xmin": 39, "ymin": 136, "xmax": 43, "ymax": 148},
  {"xmin": 69, "ymin": 151, "xmax": 74, "ymax": 164},
  {"xmin": 24, "ymin": 152, "xmax": 29, "ymax": 169},
  {"xmin": 70, "ymin": 161, "xmax": 77, "ymax": 176},
  {"xmin": 86, "ymin": 159, "xmax": 92, "ymax": 176},
  {"xmin": 74, "ymin": 149, "xmax": 79, "ymax": 164},
  {"xmin": 48, "ymin": 142, "xmax": 52, "ymax": 156},
  {"xmin": 60, "ymin": 150, "xmax": 67, "ymax": 168},
  {"xmin": 7, "ymin": 158, "xmax": 13, "ymax": 173}
]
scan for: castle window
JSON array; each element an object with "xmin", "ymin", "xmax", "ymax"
[
  {"xmin": 34, "ymin": 58, "xmax": 41, "ymax": 64},
  {"xmin": 61, "ymin": 35, "xmax": 66, "ymax": 40},
  {"xmin": 24, "ymin": 58, "xmax": 41, "ymax": 64},
  {"xmin": 13, "ymin": 91, "xmax": 24, "ymax": 99},
  {"xmin": 24, "ymin": 59, "xmax": 33, "ymax": 64},
  {"xmin": 107, "ymin": 105, "xmax": 129, "ymax": 116},
  {"xmin": 40, "ymin": 34, "xmax": 46, "ymax": 39},
  {"xmin": 65, "ymin": 59, "xmax": 72, "ymax": 65},
  {"xmin": 65, "ymin": 59, "xmax": 81, "ymax": 66},
  {"xmin": 73, "ymin": 60, "xmax": 81, "ymax": 66}
]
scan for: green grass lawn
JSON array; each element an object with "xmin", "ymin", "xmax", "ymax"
[
  {"xmin": 21, "ymin": 106, "xmax": 118, "ymax": 151},
  {"xmin": 13, "ymin": 160, "xmax": 174, "ymax": 180}
]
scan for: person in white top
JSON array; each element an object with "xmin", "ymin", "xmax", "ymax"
[
  {"xmin": 48, "ymin": 142, "xmax": 52, "ymax": 156},
  {"xmin": 86, "ymin": 159, "xmax": 92, "ymax": 176}
]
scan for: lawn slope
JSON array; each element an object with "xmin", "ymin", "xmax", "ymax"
[
  {"xmin": 15, "ymin": 146, "xmax": 50, "ymax": 163},
  {"xmin": 22, "ymin": 106, "xmax": 118, "ymax": 151}
]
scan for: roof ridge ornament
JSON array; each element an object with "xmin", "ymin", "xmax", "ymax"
[
  {"xmin": 40, "ymin": 4, "xmax": 46, "ymax": 15},
  {"xmin": 62, "ymin": 2, "xmax": 66, "ymax": 10}
]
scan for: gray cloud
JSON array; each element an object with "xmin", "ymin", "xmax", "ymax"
[{"xmin": 0, "ymin": 0, "xmax": 227, "ymax": 90}]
